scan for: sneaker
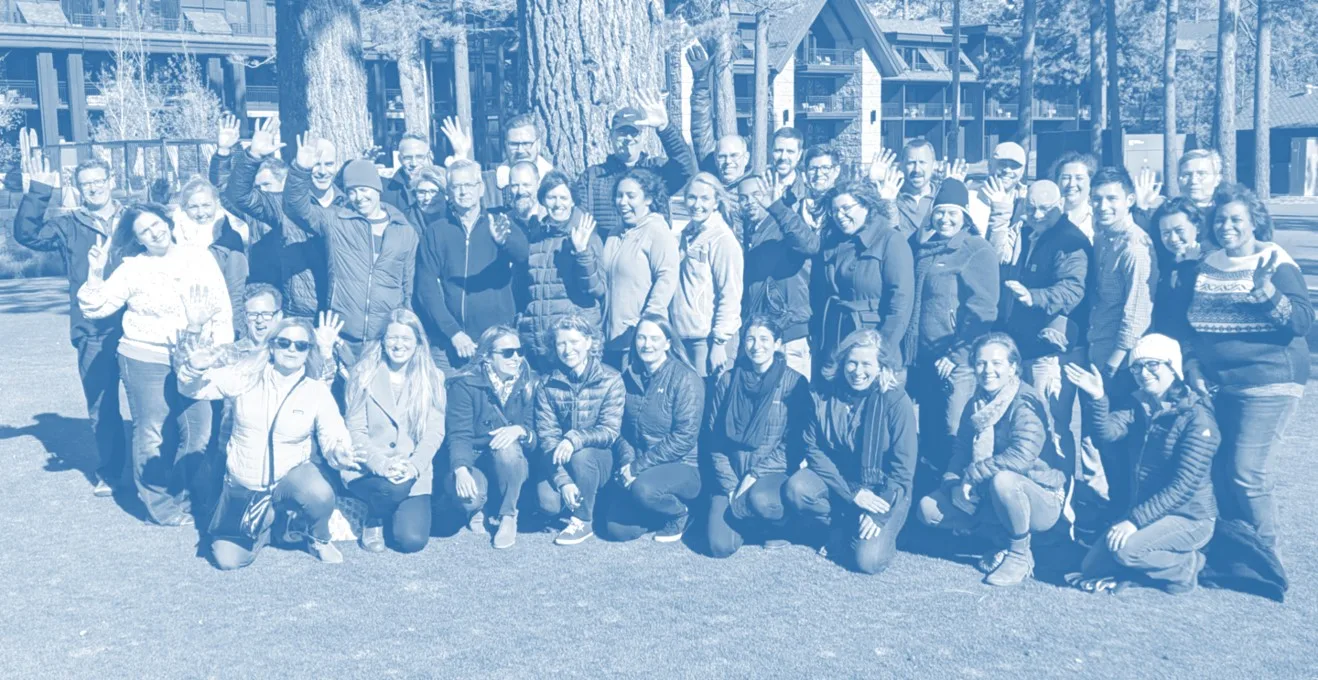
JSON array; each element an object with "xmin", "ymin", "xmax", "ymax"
[
  {"xmin": 307, "ymin": 538, "xmax": 343, "ymax": 564},
  {"xmin": 977, "ymin": 549, "xmax": 1008, "ymax": 574},
  {"xmin": 92, "ymin": 478, "xmax": 114, "ymax": 497},
  {"xmin": 654, "ymin": 514, "xmax": 689, "ymax": 543},
  {"xmin": 468, "ymin": 510, "xmax": 488, "ymax": 535},
  {"xmin": 493, "ymin": 513, "xmax": 517, "ymax": 550},
  {"xmin": 359, "ymin": 525, "xmax": 385, "ymax": 553},
  {"xmin": 984, "ymin": 550, "xmax": 1034, "ymax": 587},
  {"xmin": 554, "ymin": 517, "xmax": 594, "ymax": 546}
]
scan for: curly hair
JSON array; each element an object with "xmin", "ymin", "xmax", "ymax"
[
  {"xmin": 617, "ymin": 168, "xmax": 670, "ymax": 222},
  {"xmin": 820, "ymin": 328, "xmax": 894, "ymax": 383},
  {"xmin": 1210, "ymin": 182, "xmax": 1273, "ymax": 244},
  {"xmin": 112, "ymin": 202, "xmax": 174, "ymax": 256},
  {"xmin": 545, "ymin": 313, "xmax": 603, "ymax": 364}
]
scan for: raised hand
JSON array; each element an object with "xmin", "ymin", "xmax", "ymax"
[
  {"xmin": 489, "ymin": 214, "xmax": 512, "ymax": 245},
  {"xmin": 22, "ymin": 129, "xmax": 60, "ymax": 188},
  {"xmin": 634, "ymin": 91, "xmax": 669, "ymax": 130},
  {"xmin": 570, "ymin": 212, "xmax": 596, "ymax": 253},
  {"xmin": 867, "ymin": 148, "xmax": 897, "ymax": 185},
  {"xmin": 1134, "ymin": 167, "xmax": 1163, "ymax": 211},
  {"xmin": 249, "ymin": 115, "xmax": 284, "ymax": 158},
  {"xmin": 314, "ymin": 310, "xmax": 344, "ymax": 351},
  {"xmin": 981, "ymin": 176, "xmax": 1012, "ymax": 209},
  {"xmin": 217, "ymin": 114, "xmax": 241, "ymax": 153},
  {"xmin": 294, "ymin": 132, "xmax": 321, "ymax": 170},
  {"xmin": 940, "ymin": 158, "xmax": 968, "ymax": 182},
  {"xmin": 684, "ymin": 43, "xmax": 711, "ymax": 73},
  {"xmin": 872, "ymin": 162, "xmax": 905, "ymax": 201},
  {"xmin": 1248, "ymin": 249, "xmax": 1281, "ymax": 302},
  {"xmin": 181, "ymin": 283, "xmax": 217, "ymax": 329},
  {"xmin": 1063, "ymin": 362, "xmax": 1105, "ymax": 400},
  {"xmin": 86, "ymin": 234, "xmax": 109, "ymax": 281},
  {"xmin": 1004, "ymin": 280, "xmax": 1033, "ymax": 307},
  {"xmin": 440, "ymin": 116, "xmax": 473, "ymax": 160}
]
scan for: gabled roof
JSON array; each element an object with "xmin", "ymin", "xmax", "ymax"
[
  {"xmin": 732, "ymin": 0, "xmax": 896, "ymax": 74},
  {"xmin": 1237, "ymin": 89, "xmax": 1318, "ymax": 129},
  {"xmin": 873, "ymin": 19, "xmax": 948, "ymax": 37}
]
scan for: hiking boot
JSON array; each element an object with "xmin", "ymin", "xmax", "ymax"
[
  {"xmin": 554, "ymin": 517, "xmax": 594, "ymax": 546},
  {"xmin": 92, "ymin": 477, "xmax": 114, "ymax": 498},
  {"xmin": 493, "ymin": 513, "xmax": 518, "ymax": 550},
  {"xmin": 984, "ymin": 550, "xmax": 1034, "ymax": 587},
  {"xmin": 654, "ymin": 514, "xmax": 688, "ymax": 543},
  {"xmin": 977, "ymin": 549, "xmax": 1009, "ymax": 574},
  {"xmin": 307, "ymin": 538, "xmax": 343, "ymax": 564},
  {"xmin": 468, "ymin": 510, "xmax": 488, "ymax": 535},
  {"xmin": 359, "ymin": 524, "xmax": 385, "ymax": 553}
]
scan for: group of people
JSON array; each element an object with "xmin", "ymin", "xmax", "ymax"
[{"xmin": 14, "ymin": 65, "xmax": 1307, "ymax": 594}]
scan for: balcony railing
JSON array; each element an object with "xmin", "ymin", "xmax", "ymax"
[
  {"xmin": 799, "ymin": 95, "xmax": 859, "ymax": 114},
  {"xmin": 230, "ymin": 22, "xmax": 275, "ymax": 37},
  {"xmin": 987, "ymin": 101, "xmax": 1080, "ymax": 119},
  {"xmin": 799, "ymin": 48, "xmax": 858, "ymax": 68},
  {"xmin": 247, "ymin": 85, "xmax": 280, "ymax": 103},
  {"xmin": 881, "ymin": 102, "xmax": 903, "ymax": 118},
  {"xmin": 0, "ymin": 80, "xmax": 39, "ymax": 105}
]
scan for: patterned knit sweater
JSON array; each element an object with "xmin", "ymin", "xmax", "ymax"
[{"xmin": 1186, "ymin": 243, "xmax": 1312, "ymax": 395}]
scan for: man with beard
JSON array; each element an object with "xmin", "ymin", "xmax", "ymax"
[
  {"xmin": 891, "ymin": 139, "xmax": 939, "ymax": 240},
  {"xmin": 226, "ymin": 115, "xmax": 330, "ymax": 318},
  {"xmin": 767, "ymin": 127, "xmax": 805, "ymax": 202},
  {"xmin": 415, "ymin": 159, "xmax": 530, "ymax": 373},
  {"xmin": 441, "ymin": 114, "xmax": 555, "ymax": 210},
  {"xmin": 171, "ymin": 177, "xmax": 249, "ymax": 339},
  {"xmin": 574, "ymin": 92, "xmax": 698, "ymax": 236},
  {"xmin": 382, "ymin": 132, "xmax": 433, "ymax": 219},
  {"xmin": 498, "ymin": 161, "xmax": 545, "ymax": 229},
  {"xmin": 968, "ymin": 142, "xmax": 1029, "ymax": 264},
  {"xmin": 13, "ymin": 150, "xmax": 127, "ymax": 496}
]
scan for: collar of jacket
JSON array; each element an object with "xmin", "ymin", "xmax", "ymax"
[
  {"xmin": 1139, "ymin": 382, "xmax": 1206, "ymax": 421},
  {"xmin": 622, "ymin": 352, "xmax": 685, "ymax": 391},
  {"xmin": 532, "ymin": 207, "xmax": 581, "ymax": 239},
  {"xmin": 452, "ymin": 361, "xmax": 534, "ymax": 395},
  {"xmin": 367, "ymin": 366, "xmax": 404, "ymax": 422},
  {"xmin": 683, "ymin": 210, "xmax": 730, "ymax": 243},
  {"xmin": 604, "ymin": 152, "xmax": 653, "ymax": 175},
  {"xmin": 546, "ymin": 355, "xmax": 607, "ymax": 389},
  {"xmin": 335, "ymin": 201, "xmax": 415, "ymax": 230},
  {"xmin": 618, "ymin": 211, "xmax": 666, "ymax": 237},
  {"xmin": 851, "ymin": 213, "xmax": 896, "ymax": 251},
  {"xmin": 70, "ymin": 201, "xmax": 123, "ymax": 236},
  {"xmin": 923, "ymin": 227, "xmax": 972, "ymax": 251}
]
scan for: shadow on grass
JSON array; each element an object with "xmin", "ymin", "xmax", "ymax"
[
  {"xmin": 0, "ymin": 412, "xmax": 150, "ymax": 522},
  {"xmin": 0, "ymin": 281, "xmax": 70, "ymax": 315}
]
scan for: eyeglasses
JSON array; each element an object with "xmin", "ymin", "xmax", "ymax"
[
  {"xmin": 273, "ymin": 337, "xmax": 312, "ymax": 352},
  {"xmin": 451, "ymin": 182, "xmax": 483, "ymax": 192},
  {"xmin": 806, "ymin": 165, "xmax": 836, "ymax": 175},
  {"xmin": 246, "ymin": 311, "xmax": 279, "ymax": 321},
  {"xmin": 79, "ymin": 178, "xmax": 110, "ymax": 190},
  {"xmin": 1129, "ymin": 360, "xmax": 1169, "ymax": 375},
  {"xmin": 493, "ymin": 347, "xmax": 523, "ymax": 359}
]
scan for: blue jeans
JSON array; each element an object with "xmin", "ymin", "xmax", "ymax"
[
  {"xmin": 76, "ymin": 335, "xmax": 127, "ymax": 483},
  {"xmin": 119, "ymin": 355, "xmax": 212, "ymax": 525},
  {"xmin": 447, "ymin": 443, "xmax": 530, "ymax": 519},
  {"xmin": 210, "ymin": 462, "xmax": 338, "ymax": 570},
  {"xmin": 908, "ymin": 357, "xmax": 976, "ymax": 498},
  {"xmin": 601, "ymin": 462, "xmax": 702, "ymax": 541},
  {"xmin": 1215, "ymin": 392, "xmax": 1299, "ymax": 548},
  {"xmin": 1081, "ymin": 515, "xmax": 1215, "ymax": 590},
  {"xmin": 536, "ymin": 447, "xmax": 614, "ymax": 523},
  {"xmin": 785, "ymin": 468, "xmax": 909, "ymax": 575},
  {"xmin": 707, "ymin": 472, "xmax": 789, "ymax": 558},
  {"xmin": 346, "ymin": 477, "xmax": 432, "ymax": 553}
]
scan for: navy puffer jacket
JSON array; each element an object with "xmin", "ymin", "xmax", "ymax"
[
  {"xmin": 617, "ymin": 355, "xmax": 705, "ymax": 473},
  {"xmin": 517, "ymin": 209, "xmax": 607, "ymax": 359}
]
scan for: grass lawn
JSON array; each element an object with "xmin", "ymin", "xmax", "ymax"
[{"xmin": 0, "ymin": 277, "xmax": 1313, "ymax": 679}]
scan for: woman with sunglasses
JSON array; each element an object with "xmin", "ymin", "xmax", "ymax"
[
  {"xmin": 536, "ymin": 314, "xmax": 626, "ymax": 546},
  {"xmin": 341, "ymin": 310, "xmax": 447, "ymax": 554},
  {"xmin": 600, "ymin": 314, "xmax": 705, "ymax": 544},
  {"xmin": 444, "ymin": 325, "xmax": 538, "ymax": 549},
  {"xmin": 78, "ymin": 203, "xmax": 234, "ymax": 527},
  {"xmin": 179, "ymin": 317, "xmax": 357, "ymax": 569},
  {"xmin": 1065, "ymin": 333, "xmax": 1220, "ymax": 594}
]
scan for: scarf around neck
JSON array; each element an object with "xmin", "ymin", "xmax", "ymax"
[
  {"xmin": 722, "ymin": 355, "xmax": 787, "ymax": 449},
  {"xmin": 967, "ymin": 376, "xmax": 1020, "ymax": 475}
]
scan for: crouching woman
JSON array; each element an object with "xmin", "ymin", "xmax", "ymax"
[
  {"xmin": 1066, "ymin": 333, "xmax": 1219, "ymax": 594},
  {"xmin": 917, "ymin": 333, "xmax": 1067, "ymax": 587},
  {"xmin": 784, "ymin": 329, "xmax": 917, "ymax": 575},
  {"xmin": 179, "ymin": 318, "xmax": 356, "ymax": 569}
]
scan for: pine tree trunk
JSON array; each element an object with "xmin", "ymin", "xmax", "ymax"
[
  {"xmin": 1254, "ymin": 0, "xmax": 1270, "ymax": 197},
  {"xmin": 275, "ymin": 0, "xmax": 372, "ymax": 160},
  {"xmin": 453, "ymin": 2, "xmax": 473, "ymax": 134},
  {"xmin": 397, "ymin": 47, "xmax": 432, "ymax": 137},
  {"xmin": 1017, "ymin": 0, "xmax": 1035, "ymax": 156},
  {"xmin": 752, "ymin": 11, "xmax": 769, "ymax": 175},
  {"xmin": 521, "ymin": 0, "xmax": 667, "ymax": 177},
  {"xmin": 1164, "ymin": 0, "xmax": 1179, "ymax": 195},
  {"xmin": 1213, "ymin": 0, "xmax": 1238, "ymax": 182},
  {"xmin": 949, "ymin": 0, "xmax": 961, "ymax": 159},
  {"xmin": 713, "ymin": 0, "xmax": 738, "ymax": 140},
  {"xmin": 1105, "ymin": 0, "xmax": 1122, "ymax": 165},
  {"xmin": 1089, "ymin": 1, "xmax": 1104, "ymax": 157}
]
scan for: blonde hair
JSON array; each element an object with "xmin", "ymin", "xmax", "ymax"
[
  {"xmin": 346, "ymin": 310, "xmax": 446, "ymax": 444},
  {"xmin": 683, "ymin": 171, "xmax": 737, "ymax": 226}
]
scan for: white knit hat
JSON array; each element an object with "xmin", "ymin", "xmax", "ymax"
[{"xmin": 1129, "ymin": 333, "xmax": 1183, "ymax": 380}]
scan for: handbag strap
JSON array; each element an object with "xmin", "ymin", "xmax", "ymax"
[{"xmin": 264, "ymin": 374, "xmax": 308, "ymax": 489}]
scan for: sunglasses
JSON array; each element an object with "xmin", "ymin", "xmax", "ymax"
[
  {"xmin": 273, "ymin": 337, "xmax": 312, "ymax": 352},
  {"xmin": 493, "ymin": 347, "xmax": 523, "ymax": 359}
]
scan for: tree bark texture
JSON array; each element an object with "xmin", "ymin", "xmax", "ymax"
[
  {"xmin": 1253, "ymin": 0, "xmax": 1270, "ymax": 197},
  {"xmin": 453, "ymin": 1, "xmax": 474, "ymax": 134},
  {"xmin": 949, "ymin": 0, "xmax": 961, "ymax": 159},
  {"xmin": 1105, "ymin": 0, "xmax": 1122, "ymax": 165},
  {"xmin": 1213, "ymin": 0, "xmax": 1238, "ymax": 182},
  {"xmin": 397, "ymin": 48, "xmax": 432, "ymax": 137},
  {"xmin": 276, "ymin": 0, "xmax": 373, "ymax": 160},
  {"xmin": 521, "ymin": 0, "xmax": 668, "ymax": 177},
  {"xmin": 1089, "ymin": 0, "xmax": 1104, "ymax": 157},
  {"xmin": 713, "ymin": 0, "xmax": 738, "ymax": 140},
  {"xmin": 1164, "ymin": 0, "xmax": 1179, "ymax": 195},
  {"xmin": 1017, "ymin": 0, "xmax": 1034, "ymax": 156},
  {"xmin": 752, "ymin": 11, "xmax": 769, "ymax": 175}
]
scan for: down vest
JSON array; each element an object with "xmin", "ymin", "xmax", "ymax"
[
  {"xmin": 535, "ymin": 357, "xmax": 626, "ymax": 488},
  {"xmin": 283, "ymin": 164, "xmax": 418, "ymax": 343},
  {"xmin": 947, "ymin": 383, "xmax": 1067, "ymax": 491},
  {"xmin": 517, "ymin": 209, "xmax": 607, "ymax": 359},
  {"xmin": 617, "ymin": 356, "xmax": 706, "ymax": 474},
  {"xmin": 1084, "ymin": 385, "xmax": 1220, "ymax": 527}
]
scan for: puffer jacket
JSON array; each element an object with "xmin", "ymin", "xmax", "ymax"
[
  {"xmin": 226, "ymin": 150, "xmax": 329, "ymax": 318},
  {"xmin": 284, "ymin": 164, "xmax": 418, "ymax": 343},
  {"xmin": 617, "ymin": 355, "xmax": 705, "ymax": 473},
  {"xmin": 536, "ymin": 357, "xmax": 626, "ymax": 488},
  {"xmin": 13, "ymin": 182, "xmax": 124, "ymax": 345},
  {"xmin": 704, "ymin": 360, "xmax": 810, "ymax": 495},
  {"xmin": 445, "ymin": 364, "xmax": 538, "ymax": 473},
  {"xmin": 947, "ymin": 383, "xmax": 1067, "ymax": 491},
  {"xmin": 518, "ymin": 209, "xmax": 607, "ymax": 359},
  {"xmin": 1084, "ymin": 385, "xmax": 1220, "ymax": 527}
]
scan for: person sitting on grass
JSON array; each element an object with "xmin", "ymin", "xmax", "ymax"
[
  {"xmin": 783, "ymin": 329, "xmax": 917, "ymax": 575},
  {"xmin": 178, "ymin": 317, "xmax": 358, "ymax": 569},
  {"xmin": 444, "ymin": 325, "xmax": 538, "ymax": 549},
  {"xmin": 600, "ymin": 315, "xmax": 706, "ymax": 544},
  {"xmin": 1066, "ymin": 333, "xmax": 1219, "ymax": 595},
  {"xmin": 341, "ymin": 310, "xmax": 447, "ymax": 555},
  {"xmin": 916, "ymin": 333, "xmax": 1067, "ymax": 587},
  {"xmin": 705, "ymin": 316, "xmax": 810, "ymax": 558},
  {"xmin": 535, "ymin": 315, "xmax": 626, "ymax": 546}
]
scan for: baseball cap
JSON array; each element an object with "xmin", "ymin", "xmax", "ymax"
[
  {"xmin": 992, "ymin": 142, "xmax": 1027, "ymax": 167},
  {"xmin": 611, "ymin": 107, "xmax": 645, "ymax": 132}
]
